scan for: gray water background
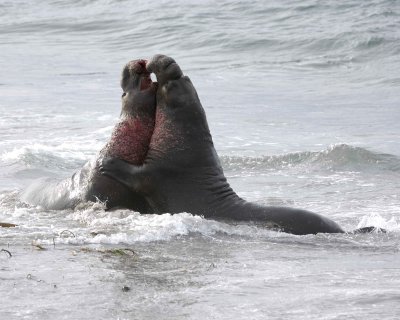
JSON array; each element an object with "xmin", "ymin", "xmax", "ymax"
[{"xmin": 1, "ymin": 0, "xmax": 400, "ymax": 319}]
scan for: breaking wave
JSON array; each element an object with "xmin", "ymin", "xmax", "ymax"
[
  {"xmin": 3, "ymin": 143, "xmax": 398, "ymax": 178},
  {"xmin": 0, "ymin": 143, "xmax": 93, "ymax": 171},
  {"xmin": 221, "ymin": 144, "xmax": 400, "ymax": 173}
]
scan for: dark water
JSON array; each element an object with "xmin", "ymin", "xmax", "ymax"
[{"xmin": 1, "ymin": 1, "xmax": 400, "ymax": 319}]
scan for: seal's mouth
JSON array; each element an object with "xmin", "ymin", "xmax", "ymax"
[
  {"xmin": 139, "ymin": 72, "xmax": 153, "ymax": 91},
  {"xmin": 135, "ymin": 60, "xmax": 154, "ymax": 91},
  {"xmin": 121, "ymin": 59, "xmax": 158, "ymax": 95}
]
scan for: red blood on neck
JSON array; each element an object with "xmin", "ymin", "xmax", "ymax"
[{"xmin": 104, "ymin": 116, "xmax": 154, "ymax": 164}]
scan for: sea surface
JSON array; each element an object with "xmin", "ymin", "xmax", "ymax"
[{"xmin": 1, "ymin": 0, "xmax": 400, "ymax": 319}]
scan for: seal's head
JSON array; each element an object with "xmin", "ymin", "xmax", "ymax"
[
  {"xmin": 101, "ymin": 59, "xmax": 157, "ymax": 163},
  {"xmin": 120, "ymin": 59, "xmax": 157, "ymax": 117},
  {"xmin": 146, "ymin": 55, "xmax": 182, "ymax": 87}
]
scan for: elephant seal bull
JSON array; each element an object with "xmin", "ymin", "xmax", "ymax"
[
  {"xmin": 100, "ymin": 54, "xmax": 345, "ymax": 235},
  {"xmin": 82, "ymin": 59, "xmax": 156, "ymax": 211},
  {"xmin": 22, "ymin": 59, "xmax": 156, "ymax": 211}
]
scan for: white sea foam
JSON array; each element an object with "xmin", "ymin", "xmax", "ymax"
[
  {"xmin": 357, "ymin": 213, "xmax": 400, "ymax": 232},
  {"xmin": 65, "ymin": 206, "xmax": 283, "ymax": 244}
]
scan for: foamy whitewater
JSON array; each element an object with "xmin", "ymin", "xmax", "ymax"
[{"xmin": 1, "ymin": 1, "xmax": 400, "ymax": 319}]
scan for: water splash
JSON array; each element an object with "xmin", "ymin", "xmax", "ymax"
[{"xmin": 357, "ymin": 213, "xmax": 399, "ymax": 232}]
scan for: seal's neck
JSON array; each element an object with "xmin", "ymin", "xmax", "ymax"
[{"xmin": 102, "ymin": 116, "xmax": 154, "ymax": 164}]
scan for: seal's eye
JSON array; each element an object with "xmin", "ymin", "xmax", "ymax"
[{"xmin": 122, "ymin": 92, "xmax": 126, "ymax": 98}]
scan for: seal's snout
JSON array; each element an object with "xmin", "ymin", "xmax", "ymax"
[
  {"xmin": 123, "ymin": 59, "xmax": 153, "ymax": 91},
  {"xmin": 146, "ymin": 54, "xmax": 183, "ymax": 86},
  {"xmin": 146, "ymin": 54, "xmax": 175, "ymax": 74},
  {"xmin": 136, "ymin": 59, "xmax": 148, "ymax": 73},
  {"xmin": 131, "ymin": 59, "xmax": 148, "ymax": 74}
]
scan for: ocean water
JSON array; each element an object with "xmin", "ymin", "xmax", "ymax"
[{"xmin": 1, "ymin": 0, "xmax": 400, "ymax": 319}]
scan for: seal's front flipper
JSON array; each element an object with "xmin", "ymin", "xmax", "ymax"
[{"xmin": 100, "ymin": 157, "xmax": 150, "ymax": 194}]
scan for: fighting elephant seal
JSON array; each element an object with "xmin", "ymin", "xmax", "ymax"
[
  {"xmin": 82, "ymin": 59, "xmax": 156, "ymax": 211},
  {"xmin": 22, "ymin": 59, "xmax": 156, "ymax": 211},
  {"xmin": 100, "ymin": 54, "xmax": 345, "ymax": 235}
]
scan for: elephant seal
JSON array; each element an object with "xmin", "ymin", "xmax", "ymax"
[
  {"xmin": 82, "ymin": 59, "xmax": 156, "ymax": 211},
  {"xmin": 100, "ymin": 54, "xmax": 345, "ymax": 235},
  {"xmin": 22, "ymin": 59, "xmax": 156, "ymax": 211}
]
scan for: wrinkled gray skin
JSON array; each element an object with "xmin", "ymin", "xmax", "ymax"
[{"xmin": 100, "ymin": 54, "xmax": 346, "ymax": 235}]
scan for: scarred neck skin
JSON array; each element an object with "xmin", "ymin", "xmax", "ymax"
[
  {"xmin": 100, "ymin": 59, "xmax": 157, "ymax": 165},
  {"xmin": 145, "ymin": 77, "xmax": 215, "ymax": 169},
  {"xmin": 102, "ymin": 115, "xmax": 155, "ymax": 164}
]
